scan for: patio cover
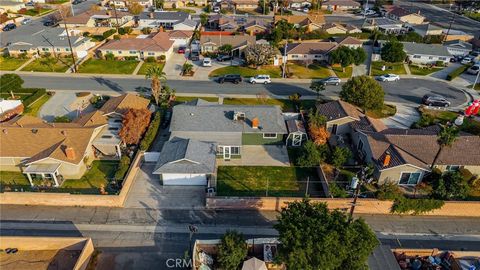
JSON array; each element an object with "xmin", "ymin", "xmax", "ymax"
[
  {"xmin": 23, "ymin": 163, "xmax": 61, "ymax": 174},
  {"xmin": 241, "ymin": 257, "xmax": 267, "ymax": 270}
]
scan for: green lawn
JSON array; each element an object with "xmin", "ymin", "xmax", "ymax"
[
  {"xmin": 0, "ymin": 56, "xmax": 28, "ymax": 71},
  {"xmin": 414, "ymin": 107, "xmax": 480, "ymax": 135},
  {"xmin": 24, "ymin": 8, "xmax": 52, "ymax": 16},
  {"xmin": 365, "ymin": 104, "xmax": 397, "ymax": 119},
  {"xmin": 22, "ymin": 58, "xmax": 73, "ymax": 72},
  {"xmin": 216, "ymin": 166, "xmax": 319, "ymax": 197},
  {"xmin": 174, "ymin": 96, "xmax": 219, "ymax": 105},
  {"xmin": 464, "ymin": 11, "xmax": 480, "ymax": 22},
  {"xmin": 164, "ymin": 8, "xmax": 196, "ymax": 13},
  {"xmin": 0, "ymin": 93, "xmax": 30, "ymax": 101},
  {"xmin": 223, "ymin": 97, "xmax": 318, "ymax": 112},
  {"xmin": 23, "ymin": 94, "xmax": 51, "ymax": 116},
  {"xmin": 287, "ymin": 62, "xmax": 332, "ymax": 79},
  {"xmin": 209, "ymin": 66, "xmax": 281, "ymax": 78},
  {"xmin": 409, "ymin": 65, "xmax": 443, "ymax": 76},
  {"xmin": 371, "ymin": 61, "xmax": 407, "ymax": 76},
  {"xmin": 137, "ymin": 62, "xmax": 165, "ymax": 75},
  {"xmin": 332, "ymin": 65, "xmax": 353, "ymax": 78},
  {"xmin": 0, "ymin": 171, "xmax": 31, "ymax": 191},
  {"xmin": 61, "ymin": 160, "xmax": 119, "ymax": 193},
  {"xmin": 78, "ymin": 59, "xmax": 139, "ymax": 74}
]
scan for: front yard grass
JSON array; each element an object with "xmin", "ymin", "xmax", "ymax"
[
  {"xmin": 24, "ymin": 8, "xmax": 52, "ymax": 16},
  {"xmin": 209, "ymin": 66, "xmax": 281, "ymax": 78},
  {"xmin": 365, "ymin": 104, "xmax": 397, "ymax": 119},
  {"xmin": 174, "ymin": 96, "xmax": 219, "ymax": 104},
  {"xmin": 409, "ymin": 65, "xmax": 443, "ymax": 76},
  {"xmin": 164, "ymin": 8, "xmax": 196, "ymax": 13},
  {"xmin": 223, "ymin": 97, "xmax": 318, "ymax": 112},
  {"xmin": 332, "ymin": 65, "xmax": 353, "ymax": 78},
  {"xmin": 0, "ymin": 56, "xmax": 28, "ymax": 71},
  {"xmin": 413, "ymin": 107, "xmax": 480, "ymax": 135},
  {"xmin": 371, "ymin": 61, "xmax": 407, "ymax": 76},
  {"xmin": 23, "ymin": 94, "xmax": 51, "ymax": 116},
  {"xmin": 0, "ymin": 171, "xmax": 31, "ymax": 191},
  {"xmin": 137, "ymin": 62, "xmax": 165, "ymax": 75},
  {"xmin": 216, "ymin": 166, "xmax": 319, "ymax": 197},
  {"xmin": 287, "ymin": 62, "xmax": 332, "ymax": 79},
  {"xmin": 78, "ymin": 59, "xmax": 139, "ymax": 74},
  {"xmin": 61, "ymin": 160, "xmax": 119, "ymax": 192},
  {"xmin": 21, "ymin": 58, "xmax": 73, "ymax": 72}
]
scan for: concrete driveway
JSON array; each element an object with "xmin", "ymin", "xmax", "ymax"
[
  {"xmin": 125, "ymin": 164, "xmax": 206, "ymax": 210},
  {"xmin": 164, "ymin": 52, "xmax": 189, "ymax": 79},
  {"xmin": 39, "ymin": 92, "xmax": 77, "ymax": 121},
  {"xmin": 217, "ymin": 145, "xmax": 290, "ymax": 167}
]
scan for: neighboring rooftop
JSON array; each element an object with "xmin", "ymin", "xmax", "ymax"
[
  {"xmin": 323, "ymin": 0, "xmax": 360, "ymax": 7},
  {"xmin": 401, "ymin": 41, "xmax": 452, "ymax": 56},
  {"xmin": 100, "ymin": 93, "xmax": 150, "ymax": 115},
  {"xmin": 63, "ymin": 10, "xmax": 131, "ymax": 25},
  {"xmin": 200, "ymin": 34, "xmax": 256, "ymax": 48},
  {"xmin": 7, "ymin": 28, "xmax": 90, "ymax": 51},
  {"xmin": 274, "ymin": 14, "xmax": 325, "ymax": 25},
  {"xmin": 98, "ymin": 32, "xmax": 174, "ymax": 54},
  {"xmin": 139, "ymin": 11, "xmax": 190, "ymax": 21},
  {"xmin": 285, "ymin": 41, "xmax": 338, "ymax": 55}
]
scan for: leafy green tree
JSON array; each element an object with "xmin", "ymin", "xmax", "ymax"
[
  {"xmin": 245, "ymin": 44, "xmax": 275, "ymax": 68},
  {"xmin": 275, "ymin": 199, "xmax": 378, "ymax": 270},
  {"xmin": 270, "ymin": 19, "xmax": 295, "ymax": 46},
  {"xmin": 218, "ymin": 44, "xmax": 233, "ymax": 55},
  {"xmin": 340, "ymin": 75, "xmax": 384, "ymax": 111},
  {"xmin": 310, "ymin": 81, "xmax": 325, "ymax": 99},
  {"xmin": 353, "ymin": 47, "xmax": 367, "ymax": 65},
  {"xmin": 431, "ymin": 125, "xmax": 459, "ymax": 168},
  {"xmin": 329, "ymin": 46, "xmax": 354, "ymax": 72},
  {"xmin": 308, "ymin": 110, "xmax": 327, "ymax": 127},
  {"xmin": 432, "ymin": 171, "xmax": 469, "ymax": 200},
  {"xmin": 331, "ymin": 146, "xmax": 352, "ymax": 169},
  {"xmin": 0, "ymin": 74, "xmax": 24, "ymax": 92},
  {"xmin": 297, "ymin": 141, "xmax": 327, "ymax": 167},
  {"xmin": 380, "ymin": 40, "xmax": 406, "ymax": 63},
  {"xmin": 218, "ymin": 231, "xmax": 247, "ymax": 270},
  {"xmin": 182, "ymin": 62, "xmax": 194, "ymax": 74},
  {"xmin": 258, "ymin": 0, "xmax": 270, "ymax": 14},
  {"xmin": 200, "ymin": 13, "xmax": 208, "ymax": 26},
  {"xmin": 145, "ymin": 65, "xmax": 166, "ymax": 105}
]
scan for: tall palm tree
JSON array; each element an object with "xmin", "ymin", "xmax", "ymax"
[
  {"xmin": 431, "ymin": 125, "xmax": 459, "ymax": 169},
  {"xmin": 145, "ymin": 65, "xmax": 166, "ymax": 105}
]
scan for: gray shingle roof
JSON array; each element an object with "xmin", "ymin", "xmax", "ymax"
[
  {"xmin": 139, "ymin": 11, "xmax": 190, "ymax": 21},
  {"xmin": 401, "ymin": 42, "xmax": 451, "ymax": 57},
  {"xmin": 443, "ymin": 39, "xmax": 473, "ymax": 50},
  {"xmin": 7, "ymin": 28, "xmax": 89, "ymax": 51},
  {"xmin": 170, "ymin": 100, "xmax": 287, "ymax": 134},
  {"xmin": 153, "ymin": 137, "xmax": 217, "ymax": 174}
]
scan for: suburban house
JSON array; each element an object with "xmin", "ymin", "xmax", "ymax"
[
  {"xmin": 6, "ymin": 28, "xmax": 95, "ymax": 58},
  {"xmin": 401, "ymin": 42, "xmax": 452, "ymax": 65},
  {"xmin": 317, "ymin": 100, "xmax": 480, "ymax": 186},
  {"xmin": 242, "ymin": 19, "xmax": 268, "ymax": 35},
  {"xmin": 0, "ymin": 94, "xmax": 149, "ymax": 187},
  {"xmin": 273, "ymin": 14, "xmax": 325, "ymax": 32},
  {"xmin": 322, "ymin": 23, "xmax": 361, "ymax": 35},
  {"xmin": 110, "ymin": 0, "xmax": 153, "ymax": 8},
  {"xmin": 0, "ymin": 99, "xmax": 23, "ymax": 122},
  {"xmin": 332, "ymin": 36, "xmax": 363, "ymax": 49},
  {"xmin": 283, "ymin": 41, "xmax": 338, "ymax": 61},
  {"xmin": 62, "ymin": 10, "xmax": 133, "ymax": 28},
  {"xmin": 199, "ymin": 34, "xmax": 256, "ymax": 56},
  {"xmin": 0, "ymin": 1, "xmax": 25, "ymax": 12},
  {"xmin": 207, "ymin": 15, "xmax": 238, "ymax": 31},
  {"xmin": 289, "ymin": 0, "xmax": 311, "ymax": 9},
  {"xmin": 322, "ymin": 0, "xmax": 360, "ymax": 11},
  {"xmin": 442, "ymin": 29, "xmax": 475, "ymax": 42},
  {"xmin": 362, "ymin": 18, "xmax": 405, "ymax": 34},
  {"xmin": 137, "ymin": 11, "xmax": 191, "ymax": 29},
  {"xmin": 172, "ymin": 18, "xmax": 197, "ymax": 31},
  {"xmin": 167, "ymin": 30, "xmax": 194, "ymax": 47},
  {"xmin": 385, "ymin": 6, "xmax": 426, "ymax": 25},
  {"xmin": 443, "ymin": 39, "xmax": 473, "ymax": 57},
  {"xmin": 97, "ymin": 31, "xmax": 176, "ymax": 60},
  {"xmin": 411, "ymin": 23, "xmax": 443, "ymax": 37},
  {"xmin": 231, "ymin": 0, "xmax": 258, "ymax": 10}
]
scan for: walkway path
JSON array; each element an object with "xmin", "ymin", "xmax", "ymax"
[
  {"xmin": 15, "ymin": 58, "xmax": 34, "ymax": 71},
  {"xmin": 132, "ymin": 60, "xmax": 144, "ymax": 75},
  {"xmin": 403, "ymin": 63, "xmax": 411, "ymax": 75}
]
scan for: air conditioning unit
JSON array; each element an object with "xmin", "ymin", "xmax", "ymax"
[{"xmin": 233, "ymin": 111, "xmax": 245, "ymax": 121}]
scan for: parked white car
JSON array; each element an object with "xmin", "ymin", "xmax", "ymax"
[
  {"xmin": 202, "ymin": 58, "xmax": 212, "ymax": 67},
  {"xmin": 21, "ymin": 18, "xmax": 32, "ymax": 25},
  {"xmin": 303, "ymin": 7, "xmax": 309, "ymax": 13},
  {"xmin": 461, "ymin": 57, "xmax": 473, "ymax": 65},
  {"xmin": 249, "ymin": 75, "xmax": 271, "ymax": 84},
  {"xmin": 362, "ymin": 9, "xmax": 376, "ymax": 16},
  {"xmin": 377, "ymin": 74, "xmax": 400, "ymax": 82},
  {"xmin": 467, "ymin": 65, "xmax": 480, "ymax": 75},
  {"xmin": 213, "ymin": 6, "xmax": 220, "ymax": 12}
]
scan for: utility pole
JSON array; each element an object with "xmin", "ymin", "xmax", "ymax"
[
  {"xmin": 58, "ymin": 11, "xmax": 78, "ymax": 73},
  {"xmin": 111, "ymin": 3, "xmax": 120, "ymax": 33},
  {"xmin": 305, "ymin": 176, "xmax": 309, "ymax": 197},
  {"xmin": 473, "ymin": 68, "xmax": 480, "ymax": 91},
  {"xmin": 444, "ymin": 6, "xmax": 456, "ymax": 42},
  {"xmin": 282, "ymin": 43, "xmax": 288, "ymax": 78},
  {"xmin": 349, "ymin": 166, "xmax": 369, "ymax": 221}
]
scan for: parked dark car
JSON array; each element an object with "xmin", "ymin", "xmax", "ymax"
[
  {"xmin": 216, "ymin": 54, "xmax": 232, "ymax": 62},
  {"xmin": 190, "ymin": 50, "xmax": 200, "ymax": 61},
  {"xmin": 422, "ymin": 95, "xmax": 451, "ymax": 107},
  {"xmin": 319, "ymin": 76, "xmax": 341, "ymax": 86},
  {"xmin": 177, "ymin": 46, "xmax": 186, "ymax": 54},
  {"xmin": 43, "ymin": 20, "xmax": 58, "ymax": 27},
  {"xmin": 2, "ymin": 23, "xmax": 16, "ymax": 31},
  {"xmin": 25, "ymin": 1, "xmax": 34, "ymax": 6},
  {"xmin": 72, "ymin": 0, "xmax": 82, "ymax": 5},
  {"xmin": 218, "ymin": 74, "xmax": 242, "ymax": 84}
]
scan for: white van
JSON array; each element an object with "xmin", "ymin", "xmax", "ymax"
[{"xmin": 203, "ymin": 58, "xmax": 212, "ymax": 67}]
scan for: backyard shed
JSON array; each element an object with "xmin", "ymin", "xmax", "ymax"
[{"xmin": 286, "ymin": 119, "xmax": 307, "ymax": 146}]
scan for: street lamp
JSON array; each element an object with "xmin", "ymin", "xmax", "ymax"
[{"xmin": 282, "ymin": 43, "xmax": 288, "ymax": 78}]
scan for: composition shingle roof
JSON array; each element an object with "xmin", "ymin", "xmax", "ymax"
[
  {"xmin": 170, "ymin": 100, "xmax": 287, "ymax": 134},
  {"xmin": 100, "ymin": 94, "xmax": 150, "ymax": 115},
  {"xmin": 274, "ymin": 14, "xmax": 325, "ymax": 26},
  {"xmin": 316, "ymin": 100, "xmax": 363, "ymax": 121},
  {"xmin": 387, "ymin": 6, "xmax": 415, "ymax": 18},
  {"xmin": 323, "ymin": 0, "xmax": 360, "ymax": 7},
  {"xmin": 7, "ymin": 28, "xmax": 90, "ymax": 51},
  {"xmin": 401, "ymin": 42, "xmax": 451, "ymax": 57},
  {"xmin": 200, "ymin": 35, "xmax": 256, "ymax": 49},
  {"xmin": 139, "ymin": 11, "xmax": 190, "ymax": 21},
  {"xmin": 286, "ymin": 41, "xmax": 338, "ymax": 55},
  {"xmin": 98, "ymin": 32, "xmax": 174, "ymax": 53},
  {"xmin": 63, "ymin": 10, "xmax": 131, "ymax": 25},
  {"xmin": 153, "ymin": 137, "xmax": 217, "ymax": 174}
]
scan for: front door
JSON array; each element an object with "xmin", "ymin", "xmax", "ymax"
[
  {"xmin": 331, "ymin": 124, "xmax": 338, "ymax": 135},
  {"xmin": 223, "ymin": 146, "xmax": 231, "ymax": 160}
]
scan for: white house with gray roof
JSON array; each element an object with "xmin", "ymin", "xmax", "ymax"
[
  {"xmin": 378, "ymin": 41, "xmax": 452, "ymax": 65},
  {"xmin": 137, "ymin": 11, "xmax": 192, "ymax": 29}
]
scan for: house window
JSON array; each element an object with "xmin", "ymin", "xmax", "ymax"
[
  {"xmin": 118, "ymin": 51, "xmax": 122, "ymax": 54},
  {"xmin": 357, "ymin": 139, "xmax": 364, "ymax": 151},
  {"xmin": 217, "ymin": 146, "xmax": 223, "ymax": 154},
  {"xmin": 42, "ymin": 48, "xmax": 49, "ymax": 52},
  {"xmin": 428, "ymin": 56, "xmax": 433, "ymax": 59},
  {"xmin": 439, "ymin": 57, "xmax": 447, "ymax": 60},
  {"xmin": 129, "ymin": 51, "xmax": 136, "ymax": 54},
  {"xmin": 446, "ymin": 165, "xmax": 461, "ymax": 171},
  {"xmin": 263, "ymin": 133, "xmax": 277, "ymax": 139},
  {"xmin": 56, "ymin": 48, "xmax": 61, "ymax": 51},
  {"xmin": 65, "ymin": 48, "xmax": 70, "ymax": 51},
  {"xmin": 231, "ymin": 146, "xmax": 240, "ymax": 155},
  {"xmin": 399, "ymin": 172, "xmax": 422, "ymax": 185},
  {"xmin": 292, "ymin": 55, "xmax": 299, "ymax": 59},
  {"xmin": 314, "ymin": 55, "xmax": 322, "ymax": 58},
  {"xmin": 148, "ymin": 52, "xmax": 155, "ymax": 56}
]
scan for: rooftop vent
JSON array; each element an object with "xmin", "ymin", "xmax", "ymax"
[
  {"xmin": 31, "ymin": 128, "xmax": 38, "ymax": 134},
  {"xmin": 233, "ymin": 111, "xmax": 245, "ymax": 121}
]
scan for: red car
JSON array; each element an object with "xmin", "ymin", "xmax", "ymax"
[{"xmin": 177, "ymin": 47, "xmax": 186, "ymax": 54}]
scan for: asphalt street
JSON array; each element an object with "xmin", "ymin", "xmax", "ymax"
[{"xmin": 15, "ymin": 74, "xmax": 468, "ymax": 107}]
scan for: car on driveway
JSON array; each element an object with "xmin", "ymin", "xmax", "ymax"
[
  {"xmin": 21, "ymin": 18, "xmax": 32, "ymax": 25},
  {"xmin": 319, "ymin": 76, "xmax": 341, "ymax": 86},
  {"xmin": 202, "ymin": 58, "xmax": 212, "ymax": 67},
  {"xmin": 422, "ymin": 95, "xmax": 451, "ymax": 107},
  {"xmin": 177, "ymin": 46, "xmax": 186, "ymax": 54},
  {"xmin": 467, "ymin": 64, "xmax": 479, "ymax": 75},
  {"xmin": 216, "ymin": 55, "xmax": 232, "ymax": 62},
  {"xmin": 377, "ymin": 74, "xmax": 400, "ymax": 82},
  {"xmin": 190, "ymin": 50, "xmax": 200, "ymax": 61},
  {"xmin": 2, "ymin": 23, "xmax": 16, "ymax": 31},
  {"xmin": 461, "ymin": 57, "xmax": 473, "ymax": 65},
  {"xmin": 218, "ymin": 74, "xmax": 242, "ymax": 84},
  {"xmin": 249, "ymin": 75, "xmax": 271, "ymax": 84},
  {"xmin": 362, "ymin": 9, "xmax": 376, "ymax": 16}
]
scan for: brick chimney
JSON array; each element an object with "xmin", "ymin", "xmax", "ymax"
[
  {"xmin": 65, "ymin": 147, "xmax": 76, "ymax": 160},
  {"xmin": 252, "ymin": 117, "xmax": 259, "ymax": 129},
  {"xmin": 383, "ymin": 152, "xmax": 391, "ymax": 167},
  {"xmin": 149, "ymin": 12, "xmax": 154, "ymax": 19}
]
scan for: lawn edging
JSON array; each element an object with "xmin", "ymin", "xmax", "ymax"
[
  {"xmin": 206, "ymin": 197, "xmax": 480, "ymax": 217},
  {"xmin": 0, "ymin": 151, "xmax": 143, "ymax": 207}
]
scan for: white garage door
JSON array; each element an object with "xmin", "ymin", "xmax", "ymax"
[{"xmin": 162, "ymin": 173, "xmax": 207, "ymax": 186}]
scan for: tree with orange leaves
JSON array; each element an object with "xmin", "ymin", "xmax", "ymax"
[
  {"xmin": 310, "ymin": 125, "xmax": 330, "ymax": 145},
  {"xmin": 119, "ymin": 108, "xmax": 151, "ymax": 145}
]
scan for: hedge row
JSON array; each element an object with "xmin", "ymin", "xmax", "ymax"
[
  {"xmin": 114, "ymin": 155, "xmax": 131, "ymax": 180},
  {"xmin": 23, "ymin": 88, "xmax": 47, "ymax": 107},
  {"xmin": 140, "ymin": 111, "xmax": 161, "ymax": 151},
  {"xmin": 391, "ymin": 197, "xmax": 444, "ymax": 215},
  {"xmin": 446, "ymin": 64, "xmax": 471, "ymax": 81}
]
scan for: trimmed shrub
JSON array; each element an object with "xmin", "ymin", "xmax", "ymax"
[
  {"xmin": 102, "ymin": 29, "xmax": 116, "ymax": 39},
  {"xmin": 53, "ymin": 115, "xmax": 71, "ymax": 123},
  {"xmin": 114, "ymin": 155, "xmax": 131, "ymax": 180},
  {"xmin": 447, "ymin": 64, "xmax": 471, "ymax": 81},
  {"xmin": 329, "ymin": 182, "xmax": 349, "ymax": 198},
  {"xmin": 92, "ymin": 35, "xmax": 104, "ymax": 41},
  {"xmin": 118, "ymin": 27, "xmax": 126, "ymax": 35},
  {"xmin": 140, "ymin": 111, "xmax": 161, "ymax": 151},
  {"xmin": 82, "ymin": 32, "xmax": 91, "ymax": 37},
  {"xmin": 159, "ymin": 55, "xmax": 166, "ymax": 61},
  {"xmin": 391, "ymin": 197, "xmax": 444, "ymax": 215},
  {"xmin": 145, "ymin": 56, "xmax": 156, "ymax": 63},
  {"xmin": 113, "ymin": 34, "xmax": 121, "ymax": 40},
  {"xmin": 141, "ymin": 27, "xmax": 152, "ymax": 34},
  {"xmin": 105, "ymin": 52, "xmax": 115, "ymax": 61},
  {"xmin": 124, "ymin": 56, "xmax": 138, "ymax": 61}
]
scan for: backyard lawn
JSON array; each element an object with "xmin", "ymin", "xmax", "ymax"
[
  {"xmin": 409, "ymin": 65, "xmax": 443, "ymax": 76},
  {"xmin": 216, "ymin": 166, "xmax": 319, "ymax": 197},
  {"xmin": 78, "ymin": 59, "xmax": 139, "ymax": 74},
  {"xmin": 223, "ymin": 97, "xmax": 317, "ymax": 112},
  {"xmin": 137, "ymin": 62, "xmax": 165, "ymax": 75},
  {"xmin": 371, "ymin": 61, "xmax": 407, "ymax": 76},
  {"xmin": 365, "ymin": 104, "xmax": 397, "ymax": 119},
  {"xmin": 0, "ymin": 56, "xmax": 28, "ymax": 71},
  {"xmin": 23, "ymin": 94, "xmax": 51, "ymax": 116},
  {"xmin": 209, "ymin": 66, "xmax": 281, "ymax": 78},
  {"xmin": 61, "ymin": 160, "xmax": 119, "ymax": 193},
  {"xmin": 287, "ymin": 62, "xmax": 332, "ymax": 79},
  {"xmin": 22, "ymin": 58, "xmax": 73, "ymax": 72},
  {"xmin": 332, "ymin": 65, "xmax": 353, "ymax": 78}
]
